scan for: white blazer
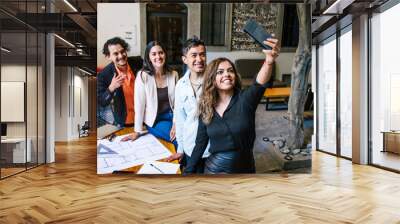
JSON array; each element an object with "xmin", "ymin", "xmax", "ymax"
[{"xmin": 134, "ymin": 69, "xmax": 178, "ymax": 132}]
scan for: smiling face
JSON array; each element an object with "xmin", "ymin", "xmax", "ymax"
[
  {"xmin": 215, "ymin": 60, "xmax": 236, "ymax": 91},
  {"xmin": 149, "ymin": 45, "xmax": 165, "ymax": 70},
  {"xmin": 106, "ymin": 44, "xmax": 128, "ymax": 69},
  {"xmin": 182, "ymin": 45, "xmax": 206, "ymax": 74}
]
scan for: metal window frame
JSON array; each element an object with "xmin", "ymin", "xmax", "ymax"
[
  {"xmin": 315, "ymin": 21, "xmax": 353, "ymax": 162},
  {"xmin": 0, "ymin": 0, "xmax": 47, "ymax": 180},
  {"xmin": 368, "ymin": 0, "xmax": 400, "ymax": 172},
  {"xmin": 202, "ymin": 3, "xmax": 232, "ymax": 52}
]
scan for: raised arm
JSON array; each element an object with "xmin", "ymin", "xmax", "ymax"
[
  {"xmin": 255, "ymin": 38, "xmax": 280, "ymax": 85},
  {"xmin": 242, "ymin": 38, "xmax": 280, "ymax": 111}
]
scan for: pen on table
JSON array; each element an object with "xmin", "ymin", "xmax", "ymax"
[
  {"xmin": 113, "ymin": 170, "xmax": 133, "ymax": 174},
  {"xmin": 108, "ymin": 133, "xmax": 116, "ymax": 142},
  {"xmin": 150, "ymin": 163, "xmax": 164, "ymax": 174}
]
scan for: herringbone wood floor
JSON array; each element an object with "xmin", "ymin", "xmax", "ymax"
[{"xmin": 1, "ymin": 135, "xmax": 400, "ymax": 223}]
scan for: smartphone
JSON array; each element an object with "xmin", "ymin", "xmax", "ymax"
[{"xmin": 243, "ymin": 19, "xmax": 272, "ymax": 50}]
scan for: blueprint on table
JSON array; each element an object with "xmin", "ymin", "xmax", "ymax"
[{"xmin": 97, "ymin": 133, "xmax": 172, "ymax": 174}]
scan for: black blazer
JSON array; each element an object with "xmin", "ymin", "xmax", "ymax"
[{"xmin": 97, "ymin": 56, "xmax": 143, "ymax": 126}]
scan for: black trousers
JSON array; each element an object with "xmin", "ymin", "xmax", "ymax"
[{"xmin": 181, "ymin": 154, "xmax": 206, "ymax": 174}]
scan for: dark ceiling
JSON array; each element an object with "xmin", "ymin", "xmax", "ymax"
[
  {"xmin": 0, "ymin": 0, "xmax": 393, "ymax": 73},
  {"xmin": 0, "ymin": 0, "xmax": 102, "ymax": 73}
]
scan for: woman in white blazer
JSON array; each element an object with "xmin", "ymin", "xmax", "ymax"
[{"xmin": 122, "ymin": 41, "xmax": 178, "ymax": 148}]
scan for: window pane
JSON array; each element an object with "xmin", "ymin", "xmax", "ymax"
[
  {"xmin": 318, "ymin": 36, "xmax": 337, "ymax": 154},
  {"xmin": 339, "ymin": 27, "xmax": 352, "ymax": 158},
  {"xmin": 371, "ymin": 4, "xmax": 400, "ymax": 171},
  {"xmin": 201, "ymin": 3, "xmax": 226, "ymax": 46},
  {"xmin": 282, "ymin": 5, "xmax": 299, "ymax": 48},
  {"xmin": 146, "ymin": 3, "xmax": 187, "ymax": 73},
  {"xmin": 27, "ymin": 31, "xmax": 38, "ymax": 169},
  {"xmin": 1, "ymin": 31, "xmax": 28, "ymax": 177}
]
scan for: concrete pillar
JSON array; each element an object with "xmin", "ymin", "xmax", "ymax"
[
  {"xmin": 352, "ymin": 14, "xmax": 369, "ymax": 164},
  {"xmin": 46, "ymin": 33, "xmax": 55, "ymax": 163},
  {"xmin": 46, "ymin": 0, "xmax": 55, "ymax": 163}
]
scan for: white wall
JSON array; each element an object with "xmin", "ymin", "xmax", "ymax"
[
  {"xmin": 97, "ymin": 3, "xmax": 142, "ymax": 69},
  {"xmin": 1, "ymin": 63, "xmax": 46, "ymax": 164},
  {"xmin": 1, "ymin": 65, "xmax": 26, "ymax": 139},
  {"xmin": 1, "ymin": 65, "xmax": 33, "ymax": 137},
  {"xmin": 72, "ymin": 73, "xmax": 89, "ymax": 138},
  {"xmin": 54, "ymin": 67, "xmax": 89, "ymax": 141}
]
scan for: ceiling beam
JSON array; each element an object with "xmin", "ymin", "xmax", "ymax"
[
  {"xmin": 66, "ymin": 13, "xmax": 97, "ymax": 43},
  {"xmin": 55, "ymin": 55, "xmax": 95, "ymax": 69}
]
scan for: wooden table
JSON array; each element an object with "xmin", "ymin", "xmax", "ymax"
[
  {"xmin": 113, "ymin": 128, "xmax": 180, "ymax": 174},
  {"xmin": 264, "ymin": 87, "xmax": 291, "ymax": 110},
  {"xmin": 381, "ymin": 131, "xmax": 400, "ymax": 154}
]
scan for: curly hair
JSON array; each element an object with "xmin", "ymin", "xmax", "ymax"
[
  {"xmin": 102, "ymin": 37, "xmax": 130, "ymax": 56},
  {"xmin": 198, "ymin": 58, "xmax": 242, "ymax": 125}
]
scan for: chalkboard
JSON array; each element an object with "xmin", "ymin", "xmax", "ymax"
[{"xmin": 231, "ymin": 4, "xmax": 279, "ymax": 51}]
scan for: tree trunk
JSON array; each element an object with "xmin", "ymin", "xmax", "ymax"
[{"xmin": 287, "ymin": 4, "xmax": 312, "ymax": 150}]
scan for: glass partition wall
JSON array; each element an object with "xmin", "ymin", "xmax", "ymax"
[
  {"xmin": 316, "ymin": 24, "xmax": 353, "ymax": 159},
  {"xmin": 370, "ymin": 3, "xmax": 400, "ymax": 171},
  {"xmin": 316, "ymin": 0, "xmax": 400, "ymax": 171},
  {"xmin": 317, "ymin": 34, "xmax": 337, "ymax": 155},
  {"xmin": 339, "ymin": 26, "xmax": 352, "ymax": 159},
  {"xmin": 0, "ymin": 1, "xmax": 46, "ymax": 179}
]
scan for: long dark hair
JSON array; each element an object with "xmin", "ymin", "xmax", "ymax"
[
  {"xmin": 198, "ymin": 58, "xmax": 242, "ymax": 124},
  {"xmin": 142, "ymin": 41, "xmax": 171, "ymax": 76}
]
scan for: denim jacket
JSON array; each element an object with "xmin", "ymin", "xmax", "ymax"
[{"xmin": 174, "ymin": 70, "xmax": 210, "ymax": 158}]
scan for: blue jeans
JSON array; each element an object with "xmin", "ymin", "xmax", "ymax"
[{"xmin": 146, "ymin": 110, "xmax": 178, "ymax": 149}]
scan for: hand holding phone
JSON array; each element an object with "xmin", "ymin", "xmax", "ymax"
[{"xmin": 243, "ymin": 19, "xmax": 272, "ymax": 50}]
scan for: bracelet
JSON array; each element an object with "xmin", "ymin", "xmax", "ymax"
[{"xmin": 264, "ymin": 60, "xmax": 274, "ymax": 65}]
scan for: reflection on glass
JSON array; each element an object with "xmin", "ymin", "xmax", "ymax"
[
  {"xmin": 340, "ymin": 28, "xmax": 352, "ymax": 158},
  {"xmin": 1, "ymin": 31, "xmax": 27, "ymax": 177},
  {"xmin": 27, "ymin": 32, "xmax": 38, "ymax": 169},
  {"xmin": 317, "ymin": 36, "xmax": 337, "ymax": 154},
  {"xmin": 0, "ymin": 1, "xmax": 47, "ymax": 179}
]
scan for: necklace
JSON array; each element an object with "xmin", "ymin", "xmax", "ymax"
[
  {"xmin": 190, "ymin": 76, "xmax": 202, "ymax": 89},
  {"xmin": 191, "ymin": 83, "xmax": 202, "ymax": 98},
  {"xmin": 190, "ymin": 79, "xmax": 202, "ymax": 86}
]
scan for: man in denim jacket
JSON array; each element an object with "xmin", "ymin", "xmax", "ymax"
[{"xmin": 166, "ymin": 37, "xmax": 210, "ymax": 172}]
